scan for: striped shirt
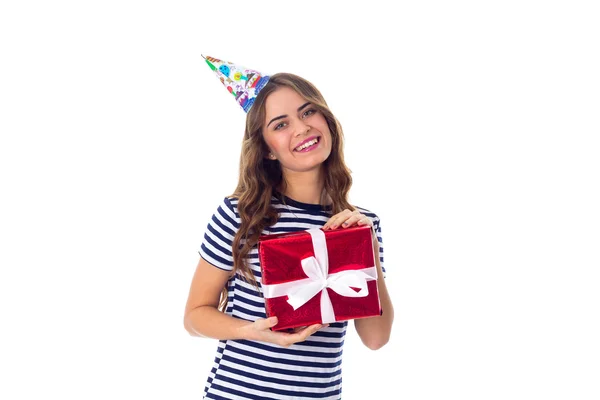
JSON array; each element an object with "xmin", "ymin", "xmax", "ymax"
[{"xmin": 198, "ymin": 193, "xmax": 385, "ymax": 400}]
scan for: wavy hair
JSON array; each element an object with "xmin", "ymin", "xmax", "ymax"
[{"xmin": 218, "ymin": 72, "xmax": 356, "ymax": 311}]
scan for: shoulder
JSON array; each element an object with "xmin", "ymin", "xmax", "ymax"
[
  {"xmin": 223, "ymin": 195, "xmax": 239, "ymax": 214},
  {"xmin": 209, "ymin": 196, "xmax": 240, "ymax": 228},
  {"xmin": 220, "ymin": 194, "xmax": 285, "ymax": 219}
]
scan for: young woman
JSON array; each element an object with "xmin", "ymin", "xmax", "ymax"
[{"xmin": 184, "ymin": 71, "xmax": 394, "ymax": 399}]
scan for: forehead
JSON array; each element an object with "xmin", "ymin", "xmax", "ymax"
[{"xmin": 264, "ymin": 86, "xmax": 306, "ymax": 118}]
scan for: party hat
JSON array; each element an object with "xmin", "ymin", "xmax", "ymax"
[{"xmin": 202, "ymin": 55, "xmax": 270, "ymax": 113}]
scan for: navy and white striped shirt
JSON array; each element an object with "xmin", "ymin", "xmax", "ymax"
[{"xmin": 198, "ymin": 194, "xmax": 385, "ymax": 400}]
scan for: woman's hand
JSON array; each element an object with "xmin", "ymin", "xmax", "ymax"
[
  {"xmin": 242, "ymin": 317, "xmax": 327, "ymax": 348},
  {"xmin": 323, "ymin": 209, "xmax": 378, "ymax": 248},
  {"xmin": 323, "ymin": 209, "xmax": 373, "ymax": 231}
]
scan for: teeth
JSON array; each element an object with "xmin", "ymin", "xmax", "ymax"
[{"xmin": 295, "ymin": 138, "xmax": 318, "ymax": 151}]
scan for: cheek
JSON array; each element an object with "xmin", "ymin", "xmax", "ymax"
[
  {"xmin": 316, "ymin": 118, "xmax": 332, "ymax": 141},
  {"xmin": 315, "ymin": 115, "xmax": 330, "ymax": 132},
  {"xmin": 264, "ymin": 136, "xmax": 284, "ymax": 153},
  {"xmin": 323, "ymin": 131, "xmax": 334, "ymax": 150}
]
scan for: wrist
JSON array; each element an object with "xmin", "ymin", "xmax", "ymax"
[{"xmin": 237, "ymin": 320, "xmax": 257, "ymax": 341}]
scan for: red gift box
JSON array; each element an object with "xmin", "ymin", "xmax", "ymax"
[{"xmin": 258, "ymin": 225, "xmax": 381, "ymax": 331}]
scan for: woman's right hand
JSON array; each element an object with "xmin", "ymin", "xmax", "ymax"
[{"xmin": 243, "ymin": 316, "xmax": 326, "ymax": 348}]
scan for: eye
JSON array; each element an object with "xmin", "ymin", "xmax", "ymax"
[
  {"xmin": 303, "ymin": 109, "xmax": 317, "ymax": 118},
  {"xmin": 274, "ymin": 121, "xmax": 286, "ymax": 131}
]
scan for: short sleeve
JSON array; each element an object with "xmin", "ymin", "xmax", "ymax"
[
  {"xmin": 374, "ymin": 215, "xmax": 386, "ymax": 278},
  {"xmin": 198, "ymin": 197, "xmax": 241, "ymax": 272}
]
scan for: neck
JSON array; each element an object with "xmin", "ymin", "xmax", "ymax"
[{"xmin": 278, "ymin": 166, "xmax": 330, "ymax": 205}]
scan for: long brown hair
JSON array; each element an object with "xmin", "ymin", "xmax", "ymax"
[{"xmin": 218, "ymin": 72, "xmax": 356, "ymax": 311}]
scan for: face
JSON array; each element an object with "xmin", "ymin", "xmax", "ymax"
[{"xmin": 262, "ymin": 86, "xmax": 332, "ymax": 173}]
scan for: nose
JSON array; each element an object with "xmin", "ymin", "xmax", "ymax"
[{"xmin": 294, "ymin": 119, "xmax": 311, "ymax": 136}]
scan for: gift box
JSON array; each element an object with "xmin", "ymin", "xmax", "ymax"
[{"xmin": 258, "ymin": 225, "xmax": 381, "ymax": 331}]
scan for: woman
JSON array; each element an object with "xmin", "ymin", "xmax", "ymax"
[{"xmin": 184, "ymin": 69, "xmax": 394, "ymax": 399}]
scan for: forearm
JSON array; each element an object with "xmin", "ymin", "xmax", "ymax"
[
  {"xmin": 184, "ymin": 305, "xmax": 253, "ymax": 340},
  {"xmin": 354, "ymin": 245, "xmax": 394, "ymax": 350}
]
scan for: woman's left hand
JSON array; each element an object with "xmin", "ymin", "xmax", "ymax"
[
  {"xmin": 323, "ymin": 209, "xmax": 373, "ymax": 231},
  {"xmin": 323, "ymin": 209, "xmax": 379, "ymax": 250}
]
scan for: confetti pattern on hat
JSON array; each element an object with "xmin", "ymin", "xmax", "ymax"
[{"xmin": 202, "ymin": 55, "xmax": 270, "ymax": 113}]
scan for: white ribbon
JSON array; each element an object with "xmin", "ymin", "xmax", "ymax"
[{"xmin": 262, "ymin": 228, "xmax": 378, "ymax": 324}]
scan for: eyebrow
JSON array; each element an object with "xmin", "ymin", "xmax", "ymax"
[{"xmin": 266, "ymin": 102, "xmax": 312, "ymax": 129}]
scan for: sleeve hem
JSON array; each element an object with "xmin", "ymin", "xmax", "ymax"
[{"xmin": 198, "ymin": 252, "xmax": 234, "ymax": 272}]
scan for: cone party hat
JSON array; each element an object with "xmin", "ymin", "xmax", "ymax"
[{"xmin": 202, "ymin": 55, "xmax": 270, "ymax": 113}]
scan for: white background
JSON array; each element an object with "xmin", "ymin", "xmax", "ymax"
[{"xmin": 1, "ymin": 1, "xmax": 599, "ymax": 399}]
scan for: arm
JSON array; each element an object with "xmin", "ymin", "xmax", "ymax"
[
  {"xmin": 183, "ymin": 257, "xmax": 251, "ymax": 339},
  {"xmin": 183, "ymin": 257, "xmax": 324, "ymax": 346},
  {"xmin": 353, "ymin": 230, "xmax": 394, "ymax": 350}
]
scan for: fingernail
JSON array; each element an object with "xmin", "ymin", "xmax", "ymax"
[{"xmin": 342, "ymin": 222, "xmax": 348, "ymax": 227}]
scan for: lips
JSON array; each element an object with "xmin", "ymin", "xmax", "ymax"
[{"xmin": 293, "ymin": 136, "xmax": 320, "ymax": 151}]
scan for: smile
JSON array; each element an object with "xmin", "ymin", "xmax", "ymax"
[{"xmin": 294, "ymin": 137, "xmax": 320, "ymax": 152}]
